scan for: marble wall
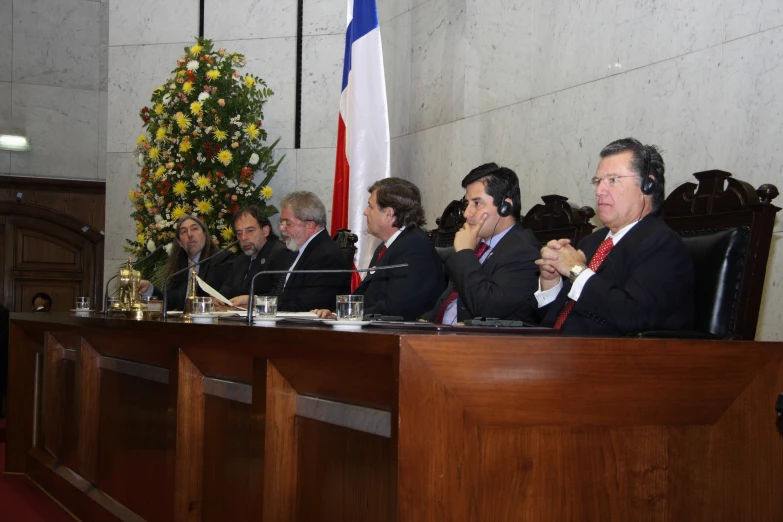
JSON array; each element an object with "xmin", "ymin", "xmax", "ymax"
[
  {"xmin": 0, "ymin": 0, "xmax": 108, "ymax": 180},
  {"xmin": 387, "ymin": 0, "xmax": 783, "ymax": 340},
  {"xmin": 103, "ymin": 0, "xmax": 783, "ymax": 339}
]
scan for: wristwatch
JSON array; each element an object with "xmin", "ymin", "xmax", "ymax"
[{"xmin": 569, "ymin": 264, "xmax": 588, "ymax": 282}]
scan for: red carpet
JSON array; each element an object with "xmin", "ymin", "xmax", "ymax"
[{"xmin": 0, "ymin": 419, "xmax": 75, "ymax": 521}]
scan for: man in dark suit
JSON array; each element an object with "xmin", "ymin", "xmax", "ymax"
[
  {"xmin": 220, "ymin": 205, "xmax": 289, "ymax": 308},
  {"xmin": 313, "ymin": 178, "xmax": 446, "ymax": 320},
  {"xmin": 421, "ymin": 163, "xmax": 540, "ymax": 324},
  {"xmin": 276, "ymin": 191, "xmax": 351, "ymax": 311},
  {"xmin": 140, "ymin": 214, "xmax": 234, "ymax": 311},
  {"xmin": 535, "ymin": 137, "xmax": 694, "ymax": 335}
]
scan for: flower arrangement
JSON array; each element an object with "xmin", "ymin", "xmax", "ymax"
[{"xmin": 127, "ymin": 37, "xmax": 283, "ymax": 278}]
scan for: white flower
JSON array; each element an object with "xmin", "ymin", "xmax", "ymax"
[
  {"xmin": 226, "ymin": 180, "xmax": 237, "ymax": 188},
  {"xmin": 186, "ymin": 60, "xmax": 199, "ymax": 71},
  {"xmin": 162, "ymin": 93, "xmax": 171, "ymax": 104},
  {"xmin": 165, "ymin": 242, "xmax": 173, "ymax": 254},
  {"xmin": 137, "ymin": 154, "xmax": 144, "ymax": 164},
  {"xmin": 249, "ymin": 153, "xmax": 259, "ymax": 165},
  {"xmin": 169, "ymin": 83, "xmax": 176, "ymax": 90},
  {"xmin": 147, "ymin": 239, "xmax": 156, "ymax": 252},
  {"xmin": 154, "ymin": 215, "xmax": 163, "ymax": 223},
  {"xmin": 198, "ymin": 92, "xmax": 210, "ymax": 102}
]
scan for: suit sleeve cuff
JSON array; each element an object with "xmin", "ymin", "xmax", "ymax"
[{"xmin": 535, "ymin": 278, "xmax": 563, "ymax": 308}]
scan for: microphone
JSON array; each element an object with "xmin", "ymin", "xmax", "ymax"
[
  {"xmin": 104, "ymin": 244, "xmax": 166, "ymax": 315},
  {"xmin": 245, "ymin": 263, "xmax": 408, "ymax": 323},
  {"xmin": 162, "ymin": 239, "xmax": 239, "ymax": 317}
]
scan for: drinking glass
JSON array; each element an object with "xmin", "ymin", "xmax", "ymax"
[{"xmin": 335, "ymin": 295, "xmax": 364, "ymax": 321}]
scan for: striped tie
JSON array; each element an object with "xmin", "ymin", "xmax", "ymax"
[{"xmin": 274, "ymin": 251, "xmax": 299, "ymax": 297}]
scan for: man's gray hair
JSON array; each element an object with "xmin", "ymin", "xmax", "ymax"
[{"xmin": 279, "ymin": 191, "xmax": 327, "ymax": 228}]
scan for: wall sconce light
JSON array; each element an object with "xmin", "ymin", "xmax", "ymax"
[{"xmin": 0, "ymin": 134, "xmax": 32, "ymax": 151}]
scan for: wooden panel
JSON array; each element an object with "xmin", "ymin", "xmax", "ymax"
[
  {"xmin": 397, "ymin": 338, "xmax": 479, "ymax": 522},
  {"xmin": 76, "ymin": 337, "xmax": 100, "ymax": 484},
  {"xmin": 97, "ymin": 368, "xmax": 175, "ymax": 522},
  {"xmin": 43, "ymin": 333, "xmax": 78, "ymax": 470},
  {"xmin": 402, "ymin": 336, "xmax": 780, "ymax": 426},
  {"xmin": 6, "ymin": 320, "xmax": 39, "ymax": 472},
  {"xmin": 296, "ymin": 418, "xmax": 392, "ymax": 522},
  {"xmin": 18, "ymin": 228, "xmax": 80, "ymax": 267},
  {"xmin": 201, "ymin": 395, "xmax": 262, "ymax": 522},
  {"xmin": 262, "ymin": 359, "xmax": 298, "ymax": 522},
  {"xmin": 173, "ymin": 349, "xmax": 205, "ymax": 522}
]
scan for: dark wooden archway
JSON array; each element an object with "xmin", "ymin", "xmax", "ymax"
[{"xmin": 0, "ymin": 202, "xmax": 104, "ymax": 313}]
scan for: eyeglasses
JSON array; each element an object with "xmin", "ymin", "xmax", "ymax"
[
  {"xmin": 279, "ymin": 219, "xmax": 309, "ymax": 229},
  {"xmin": 590, "ymin": 175, "xmax": 637, "ymax": 187}
]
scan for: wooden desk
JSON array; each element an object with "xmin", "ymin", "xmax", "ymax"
[{"xmin": 6, "ymin": 313, "xmax": 783, "ymax": 521}]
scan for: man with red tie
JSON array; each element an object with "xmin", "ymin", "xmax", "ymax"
[
  {"xmin": 313, "ymin": 177, "xmax": 445, "ymax": 320},
  {"xmin": 420, "ymin": 163, "xmax": 540, "ymax": 324},
  {"xmin": 535, "ymin": 138, "xmax": 694, "ymax": 335}
]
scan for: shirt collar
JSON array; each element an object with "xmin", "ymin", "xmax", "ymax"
[
  {"xmin": 605, "ymin": 220, "xmax": 638, "ymax": 245},
  {"xmin": 383, "ymin": 226, "xmax": 406, "ymax": 249}
]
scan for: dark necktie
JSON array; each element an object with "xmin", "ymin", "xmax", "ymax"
[
  {"xmin": 274, "ymin": 250, "xmax": 299, "ymax": 296},
  {"xmin": 243, "ymin": 256, "xmax": 255, "ymax": 281},
  {"xmin": 434, "ymin": 242, "xmax": 490, "ymax": 324},
  {"xmin": 553, "ymin": 237, "xmax": 614, "ymax": 329}
]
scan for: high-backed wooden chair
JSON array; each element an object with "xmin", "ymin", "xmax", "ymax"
[
  {"xmin": 661, "ymin": 170, "xmax": 779, "ymax": 340},
  {"xmin": 333, "ymin": 228, "xmax": 358, "ymax": 264},
  {"xmin": 521, "ymin": 195, "xmax": 596, "ymax": 246},
  {"xmin": 428, "ymin": 199, "xmax": 466, "ymax": 248}
]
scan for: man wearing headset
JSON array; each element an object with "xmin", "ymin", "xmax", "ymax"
[
  {"xmin": 535, "ymin": 137, "xmax": 694, "ymax": 335},
  {"xmin": 421, "ymin": 163, "xmax": 540, "ymax": 324}
]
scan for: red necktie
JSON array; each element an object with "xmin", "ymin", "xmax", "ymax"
[
  {"xmin": 434, "ymin": 242, "xmax": 491, "ymax": 324},
  {"xmin": 376, "ymin": 245, "xmax": 387, "ymax": 261},
  {"xmin": 553, "ymin": 237, "xmax": 614, "ymax": 330}
]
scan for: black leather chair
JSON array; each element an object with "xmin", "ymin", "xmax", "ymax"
[
  {"xmin": 428, "ymin": 199, "xmax": 466, "ymax": 248},
  {"xmin": 661, "ymin": 170, "xmax": 779, "ymax": 340}
]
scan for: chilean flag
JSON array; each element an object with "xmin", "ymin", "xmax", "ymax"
[{"xmin": 331, "ymin": 0, "xmax": 390, "ymax": 289}]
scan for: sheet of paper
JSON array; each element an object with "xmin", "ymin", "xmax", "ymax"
[{"xmin": 196, "ymin": 275, "xmax": 242, "ymax": 308}]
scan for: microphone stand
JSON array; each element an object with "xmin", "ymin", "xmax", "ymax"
[
  {"xmin": 245, "ymin": 263, "xmax": 408, "ymax": 324},
  {"xmin": 104, "ymin": 244, "xmax": 165, "ymax": 315},
  {"xmin": 163, "ymin": 239, "xmax": 239, "ymax": 318}
]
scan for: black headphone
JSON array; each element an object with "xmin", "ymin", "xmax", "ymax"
[
  {"xmin": 497, "ymin": 198, "xmax": 512, "ymax": 217},
  {"xmin": 641, "ymin": 149, "xmax": 656, "ymax": 196}
]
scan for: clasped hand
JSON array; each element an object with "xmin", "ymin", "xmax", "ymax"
[{"xmin": 535, "ymin": 239, "xmax": 587, "ymax": 287}]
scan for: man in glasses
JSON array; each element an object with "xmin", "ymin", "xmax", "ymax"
[
  {"xmin": 275, "ymin": 191, "xmax": 351, "ymax": 311},
  {"xmin": 535, "ymin": 137, "xmax": 693, "ymax": 335}
]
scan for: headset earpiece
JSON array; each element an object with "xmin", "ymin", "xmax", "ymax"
[
  {"xmin": 640, "ymin": 149, "xmax": 655, "ymax": 195},
  {"xmin": 497, "ymin": 200, "xmax": 511, "ymax": 217}
]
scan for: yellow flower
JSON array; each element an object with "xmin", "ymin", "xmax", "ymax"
[
  {"xmin": 179, "ymin": 140, "xmax": 192, "ymax": 153},
  {"xmin": 212, "ymin": 129, "xmax": 227, "ymax": 142},
  {"xmin": 154, "ymin": 103, "xmax": 164, "ymax": 115},
  {"xmin": 129, "ymin": 190, "xmax": 137, "ymax": 203},
  {"xmin": 206, "ymin": 69, "xmax": 220, "ymax": 80},
  {"xmin": 136, "ymin": 133, "xmax": 148, "ymax": 146},
  {"xmin": 260, "ymin": 185, "xmax": 273, "ymax": 200},
  {"xmin": 155, "ymin": 127, "xmax": 167, "ymax": 142},
  {"xmin": 172, "ymin": 205, "xmax": 187, "ymax": 220},
  {"xmin": 177, "ymin": 70, "xmax": 186, "ymax": 77},
  {"xmin": 149, "ymin": 147, "xmax": 160, "ymax": 160},
  {"xmin": 137, "ymin": 233, "xmax": 145, "ymax": 244},
  {"xmin": 190, "ymin": 101, "xmax": 202, "ymax": 115},
  {"xmin": 182, "ymin": 81, "xmax": 193, "ymax": 94},
  {"xmin": 173, "ymin": 180, "xmax": 188, "ymax": 196},
  {"xmin": 196, "ymin": 200, "xmax": 213, "ymax": 214},
  {"xmin": 244, "ymin": 75, "xmax": 255, "ymax": 87},
  {"xmin": 136, "ymin": 222, "xmax": 143, "ymax": 233},
  {"xmin": 244, "ymin": 123, "xmax": 260, "ymax": 139},
  {"xmin": 144, "ymin": 200, "xmax": 153, "ymax": 209},
  {"xmin": 221, "ymin": 228, "xmax": 235, "ymax": 241},
  {"xmin": 190, "ymin": 44, "xmax": 203, "ymax": 56},
  {"xmin": 217, "ymin": 149, "xmax": 232, "ymax": 166},
  {"xmin": 154, "ymin": 166, "xmax": 165, "ymax": 180},
  {"xmin": 195, "ymin": 174, "xmax": 211, "ymax": 190},
  {"xmin": 154, "ymin": 86, "xmax": 164, "ymax": 94},
  {"xmin": 174, "ymin": 112, "xmax": 191, "ymax": 130}
]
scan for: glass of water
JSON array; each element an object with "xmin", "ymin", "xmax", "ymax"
[
  {"xmin": 336, "ymin": 295, "xmax": 364, "ymax": 321},
  {"xmin": 75, "ymin": 296, "xmax": 91, "ymax": 310},
  {"xmin": 253, "ymin": 296, "xmax": 278, "ymax": 318},
  {"xmin": 191, "ymin": 296, "xmax": 213, "ymax": 315}
]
